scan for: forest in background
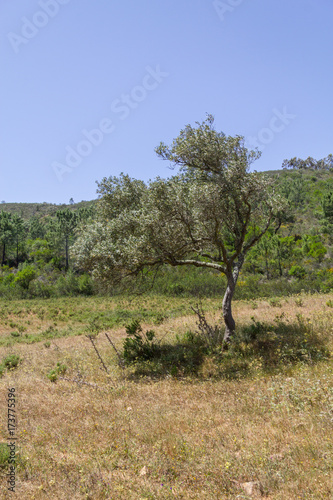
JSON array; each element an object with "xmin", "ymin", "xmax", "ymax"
[{"xmin": 1, "ymin": 157, "xmax": 333, "ymax": 301}]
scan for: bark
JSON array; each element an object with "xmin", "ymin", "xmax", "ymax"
[
  {"xmin": 2, "ymin": 243, "xmax": 6, "ymax": 266},
  {"xmin": 222, "ymin": 254, "xmax": 244, "ymax": 343},
  {"xmin": 222, "ymin": 277, "xmax": 236, "ymax": 342},
  {"xmin": 65, "ymin": 236, "xmax": 69, "ymax": 270}
]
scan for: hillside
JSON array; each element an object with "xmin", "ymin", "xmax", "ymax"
[
  {"xmin": 0, "ymin": 199, "xmax": 96, "ymax": 221},
  {"xmin": 2, "ymin": 167, "xmax": 333, "ymax": 225}
]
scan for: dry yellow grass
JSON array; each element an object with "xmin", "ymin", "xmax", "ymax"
[{"xmin": 0, "ymin": 293, "xmax": 332, "ymax": 499}]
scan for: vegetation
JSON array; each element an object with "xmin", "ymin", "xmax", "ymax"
[
  {"xmin": 0, "ymin": 294, "xmax": 332, "ymax": 498},
  {"xmin": 0, "ymin": 121, "xmax": 333, "ymax": 497}
]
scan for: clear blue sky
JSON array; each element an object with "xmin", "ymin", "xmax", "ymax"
[{"xmin": 1, "ymin": 0, "xmax": 332, "ymax": 203}]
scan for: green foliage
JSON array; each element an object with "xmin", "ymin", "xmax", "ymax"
[
  {"xmin": 1, "ymin": 354, "xmax": 21, "ymax": 370},
  {"xmin": 14, "ymin": 266, "xmax": 36, "ymax": 289},
  {"xmin": 77, "ymin": 273, "xmax": 94, "ymax": 295},
  {"xmin": 289, "ymin": 265, "xmax": 306, "ymax": 280},
  {"xmin": 47, "ymin": 362, "xmax": 67, "ymax": 382},
  {"xmin": 322, "ymin": 189, "xmax": 333, "ymax": 221},
  {"xmin": 0, "ymin": 442, "xmax": 10, "ymax": 468},
  {"xmin": 123, "ymin": 320, "xmax": 158, "ymax": 364},
  {"xmin": 226, "ymin": 314, "xmax": 330, "ymax": 373}
]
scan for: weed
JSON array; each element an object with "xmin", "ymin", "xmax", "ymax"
[
  {"xmin": 47, "ymin": 362, "xmax": 67, "ymax": 382},
  {"xmin": 0, "ymin": 442, "xmax": 10, "ymax": 468},
  {"xmin": 269, "ymin": 298, "xmax": 282, "ymax": 307},
  {"xmin": 2, "ymin": 354, "xmax": 21, "ymax": 369},
  {"xmin": 191, "ymin": 303, "xmax": 223, "ymax": 350}
]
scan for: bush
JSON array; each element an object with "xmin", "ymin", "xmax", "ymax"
[
  {"xmin": 78, "ymin": 273, "xmax": 94, "ymax": 295},
  {"xmin": 231, "ymin": 316, "xmax": 330, "ymax": 368},
  {"xmin": 289, "ymin": 265, "xmax": 306, "ymax": 279},
  {"xmin": 123, "ymin": 320, "xmax": 158, "ymax": 364},
  {"xmin": 2, "ymin": 354, "xmax": 21, "ymax": 369},
  {"xmin": 47, "ymin": 362, "xmax": 67, "ymax": 382},
  {"xmin": 14, "ymin": 266, "xmax": 36, "ymax": 290}
]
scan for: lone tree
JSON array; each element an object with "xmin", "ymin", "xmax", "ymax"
[{"xmin": 73, "ymin": 116, "xmax": 283, "ymax": 341}]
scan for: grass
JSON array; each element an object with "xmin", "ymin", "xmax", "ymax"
[
  {"xmin": 0, "ymin": 296, "xmax": 221, "ymax": 347},
  {"xmin": 0, "ymin": 292, "xmax": 332, "ymax": 498}
]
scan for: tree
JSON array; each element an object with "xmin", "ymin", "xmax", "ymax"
[
  {"xmin": 0, "ymin": 211, "xmax": 13, "ymax": 266},
  {"xmin": 29, "ymin": 216, "xmax": 46, "ymax": 240},
  {"xmin": 73, "ymin": 116, "xmax": 283, "ymax": 341},
  {"xmin": 56, "ymin": 209, "xmax": 78, "ymax": 270},
  {"xmin": 11, "ymin": 214, "xmax": 26, "ymax": 266}
]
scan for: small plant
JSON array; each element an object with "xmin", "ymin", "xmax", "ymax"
[
  {"xmin": 123, "ymin": 320, "xmax": 157, "ymax": 364},
  {"xmin": 294, "ymin": 297, "xmax": 304, "ymax": 307},
  {"xmin": 44, "ymin": 341, "xmax": 51, "ymax": 348},
  {"xmin": 191, "ymin": 303, "xmax": 223, "ymax": 350},
  {"xmin": 0, "ymin": 442, "xmax": 10, "ymax": 468},
  {"xmin": 269, "ymin": 298, "xmax": 282, "ymax": 307},
  {"xmin": 250, "ymin": 300, "xmax": 258, "ymax": 310},
  {"xmin": 326, "ymin": 299, "xmax": 333, "ymax": 307},
  {"xmin": 2, "ymin": 354, "xmax": 21, "ymax": 369},
  {"xmin": 47, "ymin": 369, "xmax": 58, "ymax": 382},
  {"xmin": 47, "ymin": 362, "xmax": 67, "ymax": 382},
  {"xmin": 10, "ymin": 332, "xmax": 20, "ymax": 338}
]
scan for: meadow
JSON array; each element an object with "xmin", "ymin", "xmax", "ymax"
[{"xmin": 0, "ymin": 293, "xmax": 332, "ymax": 499}]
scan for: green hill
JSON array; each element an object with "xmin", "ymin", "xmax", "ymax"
[{"xmin": 0, "ymin": 199, "xmax": 97, "ymax": 220}]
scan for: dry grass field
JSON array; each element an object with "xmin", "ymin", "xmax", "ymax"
[{"xmin": 0, "ymin": 293, "xmax": 333, "ymax": 499}]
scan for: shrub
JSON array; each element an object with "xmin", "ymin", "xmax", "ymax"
[
  {"xmin": 47, "ymin": 362, "xmax": 67, "ymax": 382},
  {"xmin": 14, "ymin": 266, "xmax": 36, "ymax": 290},
  {"xmin": 289, "ymin": 265, "xmax": 306, "ymax": 279},
  {"xmin": 2, "ymin": 354, "xmax": 21, "ymax": 369},
  {"xmin": 123, "ymin": 320, "xmax": 158, "ymax": 364},
  {"xmin": 78, "ymin": 273, "xmax": 94, "ymax": 295},
  {"xmin": 231, "ymin": 316, "xmax": 330, "ymax": 368},
  {"xmin": 191, "ymin": 303, "xmax": 223, "ymax": 350}
]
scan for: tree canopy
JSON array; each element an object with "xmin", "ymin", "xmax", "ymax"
[{"xmin": 73, "ymin": 116, "xmax": 284, "ymax": 340}]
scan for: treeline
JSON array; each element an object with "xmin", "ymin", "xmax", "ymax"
[
  {"xmin": 282, "ymin": 154, "xmax": 333, "ymax": 171},
  {"xmin": 0, "ymin": 207, "xmax": 96, "ymax": 298},
  {"xmin": 1, "ymin": 161, "xmax": 333, "ymax": 300}
]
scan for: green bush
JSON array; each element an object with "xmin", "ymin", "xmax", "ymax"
[
  {"xmin": 78, "ymin": 273, "xmax": 94, "ymax": 295},
  {"xmin": 3, "ymin": 274, "xmax": 15, "ymax": 286},
  {"xmin": 2, "ymin": 354, "xmax": 21, "ymax": 369},
  {"xmin": 231, "ymin": 316, "xmax": 330, "ymax": 368},
  {"xmin": 14, "ymin": 266, "xmax": 36, "ymax": 289},
  {"xmin": 289, "ymin": 265, "xmax": 306, "ymax": 280},
  {"xmin": 47, "ymin": 362, "xmax": 67, "ymax": 382},
  {"xmin": 123, "ymin": 320, "xmax": 158, "ymax": 364}
]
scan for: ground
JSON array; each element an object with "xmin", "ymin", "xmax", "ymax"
[{"xmin": 0, "ymin": 293, "xmax": 332, "ymax": 499}]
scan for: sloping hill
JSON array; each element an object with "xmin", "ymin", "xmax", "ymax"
[{"xmin": 0, "ymin": 200, "xmax": 97, "ymax": 220}]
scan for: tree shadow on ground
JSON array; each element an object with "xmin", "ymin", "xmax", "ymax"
[
  {"xmin": 125, "ymin": 316, "xmax": 330, "ymax": 381},
  {"xmin": 216, "ymin": 315, "xmax": 330, "ymax": 380}
]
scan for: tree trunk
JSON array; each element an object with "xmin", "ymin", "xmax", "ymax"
[
  {"xmin": 222, "ymin": 277, "xmax": 236, "ymax": 343},
  {"xmin": 223, "ymin": 255, "xmax": 244, "ymax": 343},
  {"xmin": 2, "ymin": 243, "xmax": 6, "ymax": 266},
  {"xmin": 65, "ymin": 236, "xmax": 69, "ymax": 270}
]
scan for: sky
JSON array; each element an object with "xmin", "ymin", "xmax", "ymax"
[{"xmin": 1, "ymin": 0, "xmax": 332, "ymax": 204}]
